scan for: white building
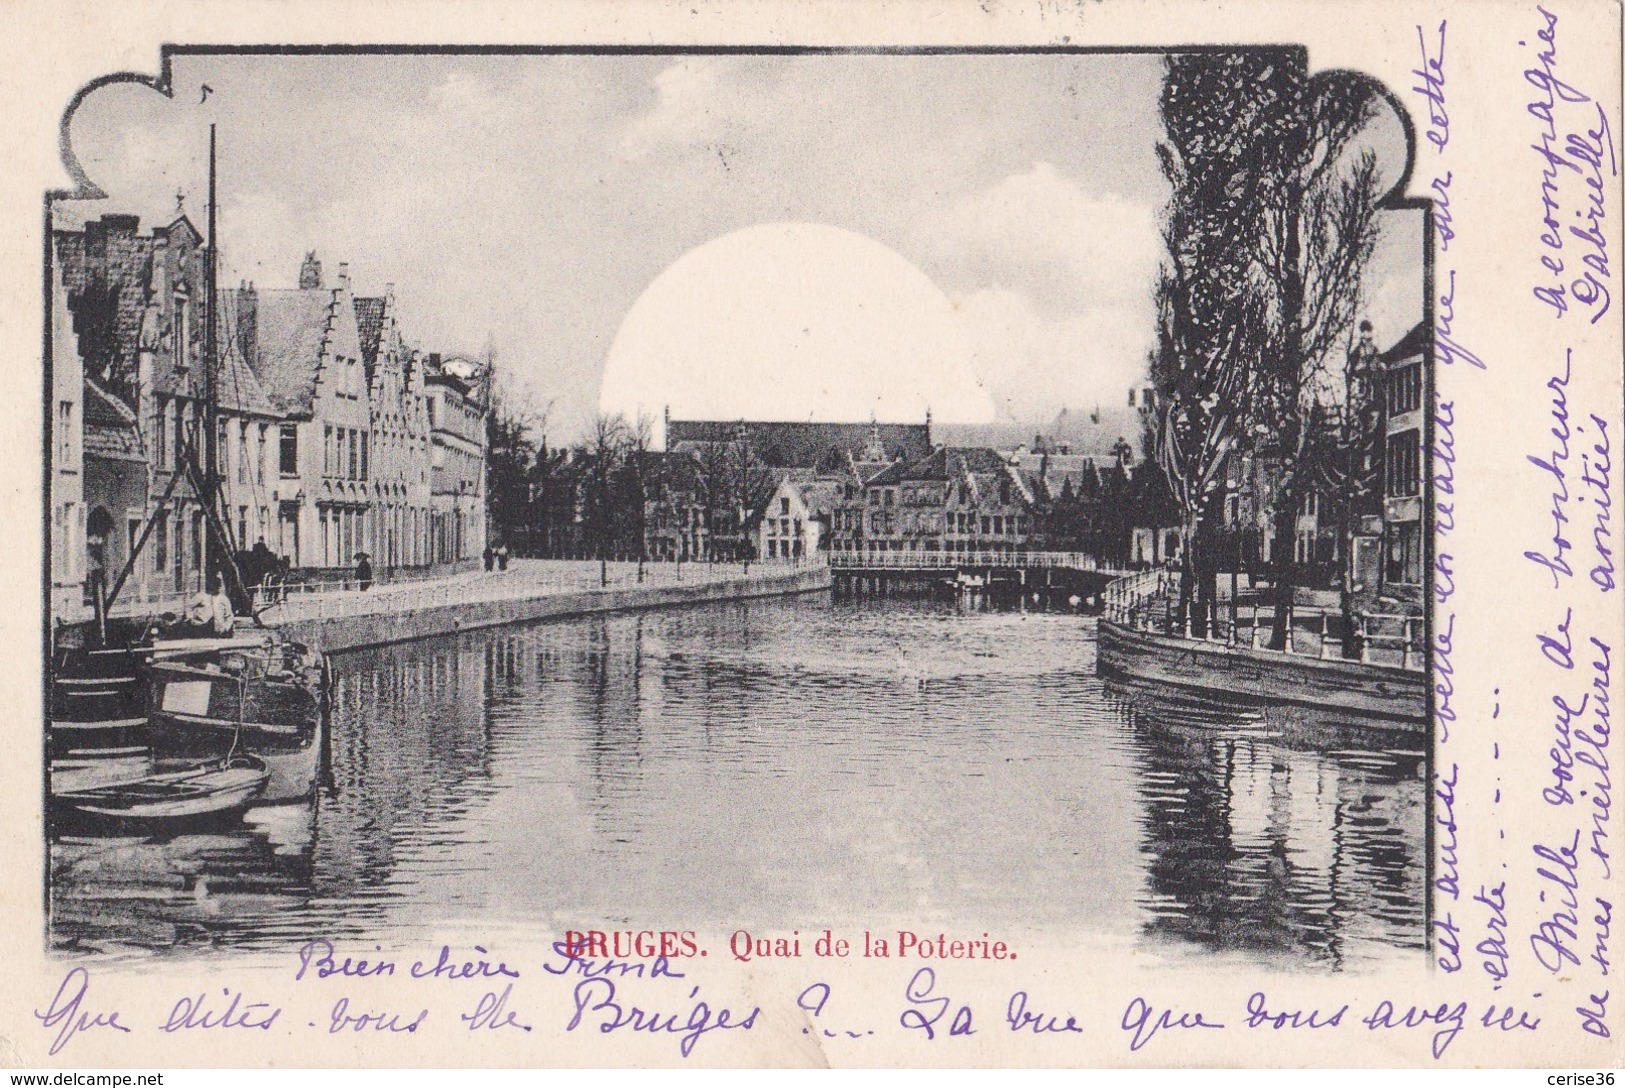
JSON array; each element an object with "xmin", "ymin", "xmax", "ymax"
[
  {"xmin": 424, "ymin": 354, "xmax": 489, "ymax": 568},
  {"xmin": 757, "ymin": 472, "xmax": 835, "ymax": 560}
]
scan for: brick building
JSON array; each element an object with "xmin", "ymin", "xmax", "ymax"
[{"xmin": 49, "ymin": 220, "xmax": 480, "ymax": 626}]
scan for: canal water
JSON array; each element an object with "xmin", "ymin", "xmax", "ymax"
[{"xmin": 49, "ymin": 592, "xmax": 1426, "ymax": 970}]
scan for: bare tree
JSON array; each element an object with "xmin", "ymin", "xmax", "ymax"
[
  {"xmin": 688, "ymin": 428, "xmax": 777, "ymax": 569},
  {"xmin": 693, "ymin": 440, "xmax": 733, "ymax": 564},
  {"xmin": 623, "ymin": 411, "xmax": 654, "ymax": 583},
  {"xmin": 1254, "ymin": 103, "xmax": 1385, "ymax": 647},
  {"xmin": 486, "ymin": 370, "xmax": 554, "ymax": 555},
  {"xmin": 583, "ymin": 412, "xmax": 628, "ymax": 587}
]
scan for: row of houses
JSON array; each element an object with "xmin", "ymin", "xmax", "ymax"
[
  {"xmin": 50, "ymin": 213, "xmax": 489, "ymax": 622},
  {"xmin": 531, "ymin": 317, "xmax": 1426, "ymax": 611},
  {"xmin": 513, "ymin": 413, "xmax": 1183, "ymax": 572}
]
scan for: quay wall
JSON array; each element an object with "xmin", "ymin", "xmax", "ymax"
[{"xmin": 272, "ymin": 566, "xmax": 832, "ymax": 655}]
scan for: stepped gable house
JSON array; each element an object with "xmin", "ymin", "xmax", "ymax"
[
  {"xmin": 354, "ymin": 288, "xmax": 433, "ymax": 571},
  {"xmin": 51, "ymin": 222, "xmax": 483, "ymax": 615},
  {"xmin": 226, "ymin": 254, "xmax": 464, "ymax": 574},
  {"xmin": 54, "ymin": 212, "xmax": 282, "ymax": 611},
  {"xmin": 830, "ymin": 445, "xmax": 1036, "ymax": 556},
  {"xmin": 665, "ymin": 416, "xmax": 933, "ymax": 561},
  {"xmin": 757, "ymin": 470, "xmax": 840, "ymax": 559},
  {"xmin": 229, "ymin": 253, "xmax": 375, "ymax": 571}
]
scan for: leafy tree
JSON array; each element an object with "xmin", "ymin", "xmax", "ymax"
[
  {"xmin": 1151, "ymin": 52, "xmax": 1285, "ymax": 634},
  {"xmin": 1151, "ymin": 51, "xmax": 1387, "ymax": 641}
]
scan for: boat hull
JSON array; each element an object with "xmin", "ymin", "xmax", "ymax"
[
  {"xmin": 48, "ymin": 644, "xmax": 151, "ymax": 763},
  {"xmin": 146, "ymin": 708, "xmax": 319, "ymax": 803},
  {"xmin": 1096, "ymin": 620, "xmax": 1427, "ymax": 728},
  {"xmin": 144, "ymin": 638, "xmax": 325, "ymax": 804},
  {"xmin": 52, "ymin": 757, "xmax": 269, "ymax": 823}
]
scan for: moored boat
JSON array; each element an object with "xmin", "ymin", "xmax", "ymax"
[
  {"xmin": 48, "ymin": 633, "xmax": 156, "ymax": 786},
  {"xmin": 144, "ymin": 631, "xmax": 326, "ymax": 803},
  {"xmin": 46, "ymin": 121, "xmax": 330, "ymax": 820},
  {"xmin": 1096, "ymin": 618, "xmax": 1427, "ymax": 728},
  {"xmin": 52, "ymin": 755, "xmax": 269, "ymax": 822}
]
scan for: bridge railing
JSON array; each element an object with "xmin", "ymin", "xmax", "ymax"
[
  {"xmin": 828, "ymin": 550, "xmax": 1105, "ymax": 571},
  {"xmin": 1102, "ymin": 568, "xmax": 1173, "ymax": 627}
]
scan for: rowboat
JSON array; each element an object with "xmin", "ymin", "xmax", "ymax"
[{"xmin": 52, "ymin": 756, "xmax": 269, "ymax": 822}]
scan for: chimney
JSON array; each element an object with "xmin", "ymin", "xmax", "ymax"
[
  {"xmin": 299, "ymin": 251, "xmax": 323, "ymax": 289},
  {"xmin": 99, "ymin": 213, "xmax": 141, "ymax": 235}
]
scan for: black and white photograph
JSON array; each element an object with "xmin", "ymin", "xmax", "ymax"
[{"xmin": 44, "ymin": 46, "xmax": 1430, "ymax": 969}]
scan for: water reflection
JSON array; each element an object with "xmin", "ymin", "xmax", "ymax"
[
  {"xmin": 49, "ymin": 594, "xmax": 1424, "ymax": 968},
  {"xmin": 1106, "ymin": 681, "xmax": 1425, "ymax": 968}
]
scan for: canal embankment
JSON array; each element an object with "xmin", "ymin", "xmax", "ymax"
[{"xmin": 263, "ymin": 559, "xmax": 831, "ymax": 654}]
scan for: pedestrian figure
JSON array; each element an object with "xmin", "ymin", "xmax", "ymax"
[
  {"xmin": 496, "ymin": 544, "xmax": 509, "ymax": 571},
  {"xmin": 356, "ymin": 552, "xmax": 373, "ymax": 591},
  {"xmin": 250, "ymin": 537, "xmax": 275, "ymax": 589},
  {"xmin": 186, "ymin": 573, "xmax": 235, "ymax": 635},
  {"xmin": 484, "ymin": 545, "xmax": 495, "ymax": 572}
]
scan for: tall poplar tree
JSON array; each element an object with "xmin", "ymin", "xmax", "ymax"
[{"xmin": 1151, "ymin": 52, "xmax": 1387, "ymax": 641}]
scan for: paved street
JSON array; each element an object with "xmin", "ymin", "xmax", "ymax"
[{"xmin": 255, "ymin": 557, "xmax": 815, "ymax": 623}]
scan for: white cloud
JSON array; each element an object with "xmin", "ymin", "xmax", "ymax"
[
  {"xmin": 925, "ymin": 162, "xmax": 1161, "ymax": 422},
  {"xmin": 952, "ymin": 286, "xmax": 1152, "ymax": 423},
  {"xmin": 936, "ymin": 161, "xmax": 1161, "ymax": 311},
  {"xmin": 617, "ymin": 59, "xmax": 725, "ymax": 160}
]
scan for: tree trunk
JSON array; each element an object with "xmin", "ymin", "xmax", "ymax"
[
  {"xmin": 1269, "ymin": 191, "xmax": 1306, "ymax": 651},
  {"xmin": 1267, "ymin": 496, "xmax": 1298, "ymax": 649},
  {"xmin": 1191, "ymin": 510, "xmax": 1221, "ymax": 640}
]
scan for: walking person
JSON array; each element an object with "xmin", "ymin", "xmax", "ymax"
[
  {"xmin": 496, "ymin": 543, "xmax": 509, "ymax": 571},
  {"xmin": 484, "ymin": 545, "xmax": 495, "ymax": 572},
  {"xmin": 355, "ymin": 552, "xmax": 373, "ymax": 591}
]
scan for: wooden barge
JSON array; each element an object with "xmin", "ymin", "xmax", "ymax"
[{"xmin": 1097, "ymin": 619, "xmax": 1428, "ymax": 729}]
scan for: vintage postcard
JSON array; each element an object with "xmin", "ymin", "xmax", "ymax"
[{"xmin": 0, "ymin": 0, "xmax": 1620, "ymax": 1071}]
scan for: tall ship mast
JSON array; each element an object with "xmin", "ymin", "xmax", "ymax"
[{"xmin": 50, "ymin": 122, "xmax": 330, "ymax": 821}]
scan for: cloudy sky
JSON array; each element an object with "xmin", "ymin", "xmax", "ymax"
[{"xmin": 60, "ymin": 52, "xmax": 1420, "ymax": 443}]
